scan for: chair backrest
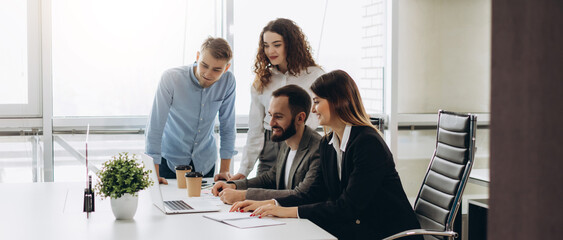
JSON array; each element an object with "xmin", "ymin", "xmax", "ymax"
[
  {"xmin": 413, "ymin": 110, "xmax": 477, "ymax": 240},
  {"xmin": 370, "ymin": 116, "xmax": 384, "ymax": 135}
]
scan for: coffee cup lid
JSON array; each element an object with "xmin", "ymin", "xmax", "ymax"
[
  {"xmin": 175, "ymin": 165, "xmax": 192, "ymax": 171},
  {"xmin": 185, "ymin": 171, "xmax": 203, "ymax": 178}
]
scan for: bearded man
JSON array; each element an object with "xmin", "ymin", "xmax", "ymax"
[{"xmin": 212, "ymin": 85, "xmax": 321, "ymax": 204}]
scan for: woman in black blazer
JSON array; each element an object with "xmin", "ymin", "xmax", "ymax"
[{"xmin": 231, "ymin": 70, "xmax": 422, "ymax": 240}]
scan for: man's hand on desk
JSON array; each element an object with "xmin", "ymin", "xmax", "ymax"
[
  {"xmin": 214, "ymin": 172, "xmax": 232, "ymax": 181},
  {"xmin": 158, "ymin": 177, "xmax": 168, "ymax": 185},
  {"xmin": 155, "ymin": 163, "xmax": 168, "ymax": 184},
  {"xmin": 219, "ymin": 189, "xmax": 247, "ymax": 204},
  {"xmin": 214, "ymin": 172, "xmax": 246, "ymax": 181},
  {"xmin": 212, "ymin": 181, "xmax": 236, "ymax": 196},
  {"xmin": 228, "ymin": 173, "xmax": 246, "ymax": 181}
]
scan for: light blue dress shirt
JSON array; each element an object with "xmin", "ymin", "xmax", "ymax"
[{"xmin": 145, "ymin": 63, "xmax": 236, "ymax": 175}]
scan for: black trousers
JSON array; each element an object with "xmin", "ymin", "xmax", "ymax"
[{"xmin": 159, "ymin": 157, "xmax": 215, "ymax": 178}]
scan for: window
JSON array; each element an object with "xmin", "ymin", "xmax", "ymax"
[
  {"xmin": 0, "ymin": 135, "xmax": 39, "ymax": 183},
  {"xmin": 0, "ymin": 1, "xmax": 41, "ymax": 117},
  {"xmin": 48, "ymin": 1, "xmax": 222, "ymax": 182},
  {"xmin": 51, "ymin": 0, "xmax": 218, "ymax": 117}
]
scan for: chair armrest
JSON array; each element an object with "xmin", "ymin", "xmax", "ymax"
[{"xmin": 383, "ymin": 229, "xmax": 458, "ymax": 240}]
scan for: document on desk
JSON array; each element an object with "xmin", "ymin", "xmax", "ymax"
[
  {"xmin": 203, "ymin": 212, "xmax": 285, "ymax": 228},
  {"xmin": 199, "ymin": 191, "xmax": 225, "ymax": 206}
]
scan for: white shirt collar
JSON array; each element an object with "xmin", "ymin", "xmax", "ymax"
[
  {"xmin": 328, "ymin": 125, "xmax": 352, "ymax": 152},
  {"xmin": 340, "ymin": 125, "xmax": 352, "ymax": 152},
  {"xmin": 270, "ymin": 66, "xmax": 296, "ymax": 76}
]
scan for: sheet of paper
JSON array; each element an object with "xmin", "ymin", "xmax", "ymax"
[
  {"xmin": 223, "ymin": 218, "xmax": 286, "ymax": 229},
  {"xmin": 200, "ymin": 193, "xmax": 227, "ymax": 206},
  {"xmin": 203, "ymin": 212, "xmax": 252, "ymax": 221},
  {"xmin": 203, "ymin": 212, "xmax": 285, "ymax": 228}
]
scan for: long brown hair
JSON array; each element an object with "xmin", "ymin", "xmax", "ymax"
[
  {"xmin": 310, "ymin": 70, "xmax": 381, "ymax": 134},
  {"xmin": 253, "ymin": 18, "xmax": 317, "ymax": 93}
]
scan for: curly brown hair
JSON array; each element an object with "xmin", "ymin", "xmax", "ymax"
[{"xmin": 253, "ymin": 18, "xmax": 317, "ymax": 93}]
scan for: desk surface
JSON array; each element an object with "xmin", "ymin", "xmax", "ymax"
[
  {"xmin": 0, "ymin": 181, "xmax": 335, "ymax": 240},
  {"xmin": 468, "ymin": 169, "xmax": 489, "ymax": 187}
]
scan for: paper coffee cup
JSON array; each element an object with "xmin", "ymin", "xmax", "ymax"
[
  {"xmin": 175, "ymin": 165, "xmax": 192, "ymax": 189},
  {"xmin": 185, "ymin": 172, "xmax": 203, "ymax": 197}
]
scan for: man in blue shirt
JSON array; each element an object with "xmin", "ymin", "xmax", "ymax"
[{"xmin": 145, "ymin": 37, "xmax": 236, "ymax": 184}]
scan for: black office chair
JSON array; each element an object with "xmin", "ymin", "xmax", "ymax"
[
  {"xmin": 370, "ymin": 116, "xmax": 384, "ymax": 135},
  {"xmin": 384, "ymin": 110, "xmax": 477, "ymax": 240}
]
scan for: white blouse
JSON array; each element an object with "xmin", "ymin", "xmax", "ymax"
[
  {"xmin": 237, "ymin": 66, "xmax": 324, "ymax": 176},
  {"xmin": 328, "ymin": 125, "xmax": 352, "ymax": 180}
]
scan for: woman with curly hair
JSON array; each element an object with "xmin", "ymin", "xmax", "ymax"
[{"xmin": 215, "ymin": 18, "xmax": 324, "ymax": 181}]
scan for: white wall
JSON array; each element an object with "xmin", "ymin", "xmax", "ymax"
[{"xmin": 397, "ymin": 0, "xmax": 491, "ymax": 114}]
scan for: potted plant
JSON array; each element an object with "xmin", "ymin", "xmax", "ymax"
[{"xmin": 95, "ymin": 152, "xmax": 153, "ymax": 220}]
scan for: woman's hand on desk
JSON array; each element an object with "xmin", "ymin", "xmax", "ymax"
[
  {"xmin": 230, "ymin": 199, "xmax": 274, "ymax": 213},
  {"xmin": 251, "ymin": 205, "xmax": 298, "ymax": 218}
]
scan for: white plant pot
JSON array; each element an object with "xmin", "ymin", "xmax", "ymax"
[{"xmin": 110, "ymin": 193, "xmax": 138, "ymax": 220}]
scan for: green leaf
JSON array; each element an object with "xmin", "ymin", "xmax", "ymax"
[{"xmin": 94, "ymin": 152, "xmax": 154, "ymax": 199}]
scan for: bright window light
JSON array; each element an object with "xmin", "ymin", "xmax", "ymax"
[
  {"xmin": 0, "ymin": 2, "xmax": 28, "ymax": 104},
  {"xmin": 51, "ymin": 0, "xmax": 213, "ymax": 117}
]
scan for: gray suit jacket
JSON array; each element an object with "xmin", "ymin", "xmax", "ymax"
[{"xmin": 231, "ymin": 126, "xmax": 321, "ymax": 200}]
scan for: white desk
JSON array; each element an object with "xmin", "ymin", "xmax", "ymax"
[
  {"xmin": 468, "ymin": 169, "xmax": 490, "ymax": 187},
  {"xmin": 0, "ymin": 181, "xmax": 335, "ymax": 240}
]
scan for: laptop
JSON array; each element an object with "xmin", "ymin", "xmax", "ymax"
[{"xmin": 141, "ymin": 153, "xmax": 220, "ymax": 214}]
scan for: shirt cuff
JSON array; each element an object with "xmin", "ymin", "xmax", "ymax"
[{"xmin": 149, "ymin": 154, "xmax": 162, "ymax": 164}]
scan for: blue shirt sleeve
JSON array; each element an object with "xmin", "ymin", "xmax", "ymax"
[
  {"xmin": 218, "ymin": 72, "xmax": 237, "ymax": 159},
  {"xmin": 145, "ymin": 70, "xmax": 174, "ymax": 164}
]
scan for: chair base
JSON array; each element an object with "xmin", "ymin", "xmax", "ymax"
[{"xmin": 382, "ymin": 229, "xmax": 458, "ymax": 240}]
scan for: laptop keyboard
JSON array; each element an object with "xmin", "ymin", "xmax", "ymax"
[{"xmin": 164, "ymin": 200, "xmax": 194, "ymax": 211}]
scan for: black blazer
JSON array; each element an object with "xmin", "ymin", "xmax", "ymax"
[{"xmin": 276, "ymin": 126, "xmax": 422, "ymax": 240}]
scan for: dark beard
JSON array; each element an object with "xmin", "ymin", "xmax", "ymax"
[{"xmin": 271, "ymin": 118, "xmax": 297, "ymax": 142}]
